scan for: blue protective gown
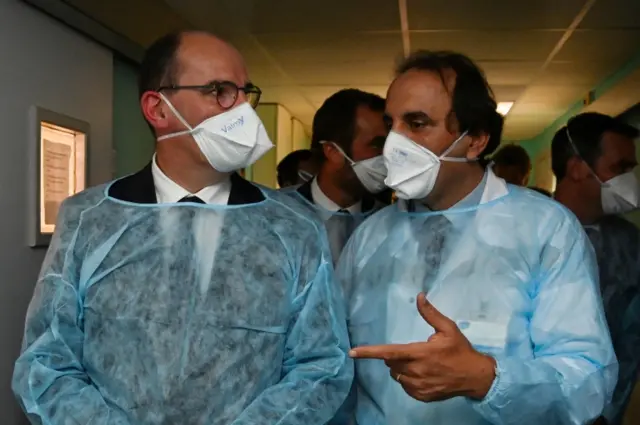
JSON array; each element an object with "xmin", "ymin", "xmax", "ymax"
[
  {"xmin": 336, "ymin": 170, "xmax": 618, "ymax": 425},
  {"xmin": 12, "ymin": 179, "xmax": 353, "ymax": 425},
  {"xmin": 585, "ymin": 215, "xmax": 640, "ymax": 425}
]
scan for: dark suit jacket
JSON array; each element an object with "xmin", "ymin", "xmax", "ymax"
[{"xmin": 108, "ymin": 163, "xmax": 264, "ymax": 205}]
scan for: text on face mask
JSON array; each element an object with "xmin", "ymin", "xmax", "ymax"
[
  {"xmin": 221, "ymin": 116, "xmax": 245, "ymax": 133},
  {"xmin": 389, "ymin": 148, "xmax": 409, "ymax": 165}
]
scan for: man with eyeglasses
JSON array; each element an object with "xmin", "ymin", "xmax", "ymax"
[{"xmin": 12, "ymin": 30, "xmax": 352, "ymax": 425}]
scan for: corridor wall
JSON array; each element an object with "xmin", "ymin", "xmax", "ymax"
[
  {"xmin": 251, "ymin": 103, "xmax": 294, "ymax": 188},
  {"xmin": 113, "ymin": 56, "xmax": 155, "ymax": 177},
  {"xmin": 292, "ymin": 117, "xmax": 311, "ymax": 151},
  {"xmin": 0, "ymin": 1, "xmax": 114, "ymax": 424}
]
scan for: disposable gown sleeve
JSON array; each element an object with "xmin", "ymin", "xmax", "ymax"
[
  {"xmin": 230, "ymin": 224, "xmax": 354, "ymax": 425},
  {"xmin": 472, "ymin": 216, "xmax": 618, "ymax": 425},
  {"xmin": 12, "ymin": 199, "xmax": 132, "ymax": 425}
]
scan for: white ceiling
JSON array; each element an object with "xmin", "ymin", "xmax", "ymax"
[{"xmin": 67, "ymin": 0, "xmax": 640, "ymax": 140}]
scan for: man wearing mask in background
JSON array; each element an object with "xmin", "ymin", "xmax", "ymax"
[
  {"xmin": 291, "ymin": 89, "xmax": 389, "ymax": 262},
  {"xmin": 553, "ymin": 112, "xmax": 640, "ymax": 425},
  {"xmin": 277, "ymin": 149, "xmax": 319, "ymax": 189},
  {"xmin": 337, "ymin": 50, "xmax": 617, "ymax": 425},
  {"xmin": 13, "ymin": 30, "xmax": 352, "ymax": 425},
  {"xmin": 490, "ymin": 143, "xmax": 531, "ymax": 186}
]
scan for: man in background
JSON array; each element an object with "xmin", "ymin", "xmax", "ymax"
[
  {"xmin": 291, "ymin": 89, "xmax": 389, "ymax": 261},
  {"xmin": 277, "ymin": 149, "xmax": 319, "ymax": 189},
  {"xmin": 491, "ymin": 143, "xmax": 531, "ymax": 186},
  {"xmin": 553, "ymin": 112, "xmax": 640, "ymax": 425}
]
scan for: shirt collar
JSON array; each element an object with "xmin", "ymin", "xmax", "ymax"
[
  {"xmin": 456, "ymin": 170, "xmax": 488, "ymax": 208},
  {"xmin": 311, "ymin": 177, "xmax": 361, "ymax": 214},
  {"xmin": 407, "ymin": 171, "xmax": 489, "ymax": 213},
  {"xmin": 151, "ymin": 154, "xmax": 231, "ymax": 205}
]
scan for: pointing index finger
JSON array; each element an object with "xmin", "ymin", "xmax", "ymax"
[{"xmin": 349, "ymin": 343, "xmax": 421, "ymax": 361}]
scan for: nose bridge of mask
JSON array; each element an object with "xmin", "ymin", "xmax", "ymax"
[
  {"xmin": 156, "ymin": 93, "xmax": 195, "ymax": 141},
  {"xmin": 439, "ymin": 130, "xmax": 470, "ymax": 163}
]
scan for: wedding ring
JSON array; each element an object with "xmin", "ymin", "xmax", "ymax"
[{"xmin": 395, "ymin": 373, "xmax": 402, "ymax": 383}]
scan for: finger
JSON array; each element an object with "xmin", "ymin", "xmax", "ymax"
[
  {"xmin": 350, "ymin": 343, "xmax": 421, "ymax": 361},
  {"xmin": 386, "ymin": 360, "xmax": 423, "ymax": 378},
  {"xmin": 389, "ymin": 368, "xmax": 422, "ymax": 387},
  {"xmin": 417, "ymin": 293, "xmax": 458, "ymax": 334},
  {"xmin": 389, "ymin": 371, "xmax": 451, "ymax": 402}
]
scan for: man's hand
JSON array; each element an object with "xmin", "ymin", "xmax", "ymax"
[{"xmin": 349, "ymin": 293, "xmax": 496, "ymax": 402}]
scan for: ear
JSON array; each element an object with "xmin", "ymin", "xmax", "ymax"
[
  {"xmin": 140, "ymin": 91, "xmax": 169, "ymax": 132},
  {"xmin": 466, "ymin": 133, "xmax": 490, "ymax": 160},
  {"xmin": 567, "ymin": 156, "xmax": 590, "ymax": 181},
  {"xmin": 322, "ymin": 142, "xmax": 345, "ymax": 165}
]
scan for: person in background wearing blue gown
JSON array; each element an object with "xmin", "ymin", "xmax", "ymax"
[
  {"xmin": 12, "ymin": 30, "xmax": 352, "ymax": 425},
  {"xmin": 553, "ymin": 112, "xmax": 640, "ymax": 425},
  {"xmin": 336, "ymin": 50, "xmax": 618, "ymax": 425}
]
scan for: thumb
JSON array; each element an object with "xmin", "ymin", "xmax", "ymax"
[{"xmin": 417, "ymin": 293, "xmax": 457, "ymax": 334}]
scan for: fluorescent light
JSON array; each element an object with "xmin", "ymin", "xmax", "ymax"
[{"xmin": 496, "ymin": 102, "xmax": 514, "ymax": 116}]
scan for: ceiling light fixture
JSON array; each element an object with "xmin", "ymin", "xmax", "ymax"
[{"xmin": 496, "ymin": 102, "xmax": 514, "ymax": 116}]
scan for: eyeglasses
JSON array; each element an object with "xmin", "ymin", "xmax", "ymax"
[{"xmin": 158, "ymin": 80, "xmax": 262, "ymax": 109}]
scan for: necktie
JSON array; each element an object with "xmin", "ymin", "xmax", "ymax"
[
  {"xmin": 416, "ymin": 214, "xmax": 451, "ymax": 285},
  {"xmin": 327, "ymin": 209, "xmax": 355, "ymax": 263},
  {"xmin": 179, "ymin": 195, "xmax": 205, "ymax": 204}
]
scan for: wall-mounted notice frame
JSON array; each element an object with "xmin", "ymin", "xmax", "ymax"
[{"xmin": 27, "ymin": 106, "xmax": 89, "ymax": 247}]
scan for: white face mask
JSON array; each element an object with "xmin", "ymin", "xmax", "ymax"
[
  {"xmin": 601, "ymin": 172, "xmax": 640, "ymax": 214},
  {"xmin": 383, "ymin": 130, "xmax": 469, "ymax": 200},
  {"xmin": 353, "ymin": 156, "xmax": 388, "ymax": 194},
  {"xmin": 326, "ymin": 142, "xmax": 388, "ymax": 194},
  {"xmin": 157, "ymin": 94, "xmax": 273, "ymax": 172}
]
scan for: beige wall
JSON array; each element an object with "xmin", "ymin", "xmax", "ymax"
[
  {"xmin": 292, "ymin": 117, "xmax": 311, "ymax": 151},
  {"xmin": 250, "ymin": 104, "xmax": 298, "ymax": 188},
  {"xmin": 251, "ymin": 104, "xmax": 278, "ymax": 188},
  {"xmin": 276, "ymin": 105, "xmax": 293, "ymax": 164}
]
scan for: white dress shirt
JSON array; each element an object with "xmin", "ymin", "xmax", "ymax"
[
  {"xmin": 152, "ymin": 155, "xmax": 229, "ymax": 294},
  {"xmin": 310, "ymin": 177, "xmax": 362, "ymax": 262},
  {"xmin": 311, "ymin": 177, "xmax": 361, "ymax": 219},
  {"xmin": 151, "ymin": 154, "xmax": 231, "ymax": 205}
]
